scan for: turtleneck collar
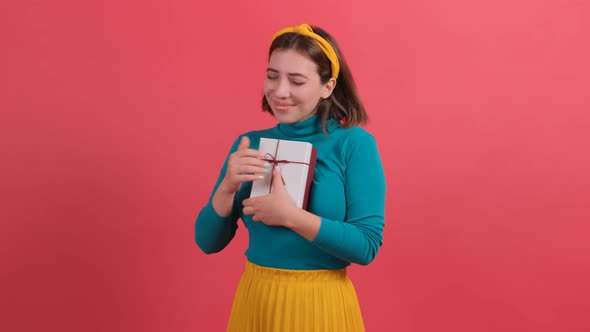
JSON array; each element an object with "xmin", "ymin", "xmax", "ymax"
[{"xmin": 275, "ymin": 114, "xmax": 340, "ymax": 138}]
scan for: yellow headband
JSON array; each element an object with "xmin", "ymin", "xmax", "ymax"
[{"xmin": 271, "ymin": 24, "xmax": 340, "ymax": 80}]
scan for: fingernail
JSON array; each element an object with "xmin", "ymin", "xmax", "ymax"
[
  {"xmin": 264, "ymin": 162, "xmax": 272, "ymax": 168},
  {"xmin": 263, "ymin": 168, "xmax": 270, "ymax": 174},
  {"xmin": 257, "ymin": 175, "xmax": 265, "ymax": 179},
  {"xmin": 275, "ymin": 165, "xmax": 281, "ymax": 172}
]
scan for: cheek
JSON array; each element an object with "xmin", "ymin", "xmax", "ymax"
[
  {"xmin": 294, "ymin": 89, "xmax": 315, "ymax": 105},
  {"xmin": 263, "ymin": 81, "xmax": 271, "ymax": 96}
]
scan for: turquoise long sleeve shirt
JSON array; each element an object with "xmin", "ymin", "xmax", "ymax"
[{"xmin": 195, "ymin": 115, "xmax": 386, "ymax": 270}]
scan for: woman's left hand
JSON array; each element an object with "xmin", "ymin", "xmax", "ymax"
[{"xmin": 242, "ymin": 166, "xmax": 298, "ymax": 227}]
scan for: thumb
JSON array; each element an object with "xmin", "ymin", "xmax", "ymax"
[
  {"xmin": 238, "ymin": 136, "xmax": 250, "ymax": 151},
  {"xmin": 272, "ymin": 165, "xmax": 286, "ymax": 189}
]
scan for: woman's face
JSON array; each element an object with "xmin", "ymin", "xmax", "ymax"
[{"xmin": 264, "ymin": 49, "xmax": 335, "ymax": 124}]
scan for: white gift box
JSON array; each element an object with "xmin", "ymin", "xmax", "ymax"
[{"xmin": 250, "ymin": 138, "xmax": 317, "ymax": 210}]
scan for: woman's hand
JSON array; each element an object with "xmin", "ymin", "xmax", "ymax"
[
  {"xmin": 242, "ymin": 166, "xmax": 299, "ymax": 227},
  {"xmin": 218, "ymin": 136, "xmax": 269, "ymax": 195}
]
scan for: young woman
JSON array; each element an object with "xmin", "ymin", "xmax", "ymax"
[{"xmin": 195, "ymin": 23, "xmax": 386, "ymax": 332}]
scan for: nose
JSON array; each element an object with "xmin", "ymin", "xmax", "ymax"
[{"xmin": 273, "ymin": 78, "xmax": 290, "ymax": 98}]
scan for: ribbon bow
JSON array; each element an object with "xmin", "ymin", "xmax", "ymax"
[{"xmin": 263, "ymin": 139, "xmax": 310, "ymax": 193}]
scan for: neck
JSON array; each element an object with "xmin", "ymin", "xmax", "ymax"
[{"xmin": 276, "ymin": 114, "xmax": 339, "ymax": 138}]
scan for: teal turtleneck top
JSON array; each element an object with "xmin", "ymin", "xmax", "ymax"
[{"xmin": 195, "ymin": 115, "xmax": 386, "ymax": 270}]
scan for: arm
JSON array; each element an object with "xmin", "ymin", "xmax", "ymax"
[
  {"xmin": 288, "ymin": 132, "xmax": 386, "ymax": 265},
  {"xmin": 194, "ymin": 138, "xmax": 241, "ymax": 254},
  {"xmin": 195, "ymin": 135, "xmax": 269, "ymax": 254}
]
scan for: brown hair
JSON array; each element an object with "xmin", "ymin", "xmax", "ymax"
[{"xmin": 262, "ymin": 25, "xmax": 367, "ymax": 133}]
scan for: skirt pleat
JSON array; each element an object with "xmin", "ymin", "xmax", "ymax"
[{"xmin": 226, "ymin": 261, "xmax": 365, "ymax": 332}]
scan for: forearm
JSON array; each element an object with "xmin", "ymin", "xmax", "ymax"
[
  {"xmin": 285, "ymin": 210, "xmax": 383, "ymax": 265},
  {"xmin": 211, "ymin": 181, "xmax": 236, "ymax": 217},
  {"xmin": 311, "ymin": 216, "xmax": 384, "ymax": 265},
  {"xmin": 195, "ymin": 200, "xmax": 238, "ymax": 254},
  {"xmin": 285, "ymin": 209, "xmax": 322, "ymax": 241}
]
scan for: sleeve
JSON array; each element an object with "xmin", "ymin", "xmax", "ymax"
[
  {"xmin": 311, "ymin": 131, "xmax": 386, "ymax": 265},
  {"xmin": 194, "ymin": 136, "xmax": 243, "ymax": 254}
]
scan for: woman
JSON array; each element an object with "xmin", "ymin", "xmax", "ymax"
[{"xmin": 195, "ymin": 23, "xmax": 386, "ymax": 332}]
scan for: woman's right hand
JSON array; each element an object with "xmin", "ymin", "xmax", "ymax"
[{"xmin": 218, "ymin": 136, "xmax": 269, "ymax": 195}]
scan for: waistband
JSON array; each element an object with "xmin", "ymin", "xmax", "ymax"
[{"xmin": 243, "ymin": 261, "xmax": 347, "ymax": 283}]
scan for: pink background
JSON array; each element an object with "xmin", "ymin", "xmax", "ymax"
[{"xmin": 2, "ymin": 0, "xmax": 589, "ymax": 331}]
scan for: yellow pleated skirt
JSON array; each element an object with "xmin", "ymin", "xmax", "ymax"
[{"xmin": 226, "ymin": 261, "xmax": 365, "ymax": 332}]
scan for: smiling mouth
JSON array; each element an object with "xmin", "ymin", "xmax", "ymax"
[{"xmin": 274, "ymin": 103, "xmax": 292, "ymax": 111}]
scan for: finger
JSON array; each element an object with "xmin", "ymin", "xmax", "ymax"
[
  {"xmin": 237, "ymin": 156, "xmax": 270, "ymax": 168},
  {"xmin": 242, "ymin": 206, "xmax": 254, "ymax": 215},
  {"xmin": 233, "ymin": 174, "xmax": 265, "ymax": 183},
  {"xmin": 271, "ymin": 166, "xmax": 286, "ymax": 189},
  {"xmin": 242, "ymin": 197, "xmax": 260, "ymax": 207},
  {"xmin": 237, "ymin": 136, "xmax": 250, "ymax": 151},
  {"xmin": 236, "ymin": 149, "xmax": 267, "ymax": 160},
  {"xmin": 238, "ymin": 164, "xmax": 271, "ymax": 176}
]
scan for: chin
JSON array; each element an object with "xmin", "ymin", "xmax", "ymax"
[
  {"xmin": 277, "ymin": 119, "xmax": 298, "ymax": 124},
  {"xmin": 274, "ymin": 113, "xmax": 297, "ymax": 124}
]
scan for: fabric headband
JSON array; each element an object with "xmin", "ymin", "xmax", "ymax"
[{"xmin": 271, "ymin": 24, "xmax": 340, "ymax": 80}]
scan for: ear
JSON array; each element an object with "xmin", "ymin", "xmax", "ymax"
[{"xmin": 321, "ymin": 78, "xmax": 337, "ymax": 99}]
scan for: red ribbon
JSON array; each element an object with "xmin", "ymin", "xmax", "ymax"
[{"xmin": 263, "ymin": 139, "xmax": 310, "ymax": 193}]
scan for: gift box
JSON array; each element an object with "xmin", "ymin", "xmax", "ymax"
[{"xmin": 250, "ymin": 138, "xmax": 317, "ymax": 210}]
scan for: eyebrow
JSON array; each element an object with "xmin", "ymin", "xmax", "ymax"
[{"xmin": 267, "ymin": 68, "xmax": 309, "ymax": 79}]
